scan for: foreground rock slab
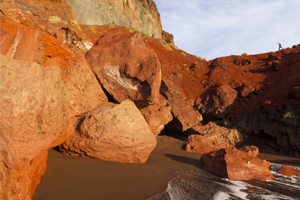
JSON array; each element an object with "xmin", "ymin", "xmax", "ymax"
[
  {"xmin": 0, "ymin": 55, "xmax": 74, "ymax": 199},
  {"xmin": 59, "ymin": 99, "xmax": 157, "ymax": 163},
  {"xmin": 200, "ymin": 147, "xmax": 276, "ymax": 181},
  {"xmin": 86, "ymin": 29, "xmax": 162, "ymax": 104},
  {"xmin": 277, "ymin": 165, "xmax": 300, "ymax": 177},
  {"xmin": 186, "ymin": 122, "xmax": 243, "ymax": 154},
  {"xmin": 45, "ymin": 55, "xmax": 108, "ymax": 116}
]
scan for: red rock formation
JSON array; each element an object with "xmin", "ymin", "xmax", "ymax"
[
  {"xmin": 45, "ymin": 55, "xmax": 108, "ymax": 116},
  {"xmin": 162, "ymin": 79, "xmax": 200, "ymax": 132},
  {"xmin": 59, "ymin": 100, "xmax": 157, "ymax": 164},
  {"xmin": 139, "ymin": 103, "xmax": 173, "ymax": 135},
  {"xmin": 291, "ymin": 86, "xmax": 300, "ymax": 100},
  {"xmin": 0, "ymin": 17, "xmax": 44, "ymax": 65},
  {"xmin": 200, "ymin": 147, "xmax": 276, "ymax": 181},
  {"xmin": 277, "ymin": 165, "xmax": 300, "ymax": 177},
  {"xmin": 185, "ymin": 122, "xmax": 243, "ymax": 154},
  {"xmin": 239, "ymin": 145, "xmax": 259, "ymax": 157},
  {"xmin": 0, "ymin": 55, "xmax": 75, "ymax": 200},
  {"xmin": 86, "ymin": 29, "xmax": 162, "ymax": 104},
  {"xmin": 197, "ymin": 85, "xmax": 237, "ymax": 120}
]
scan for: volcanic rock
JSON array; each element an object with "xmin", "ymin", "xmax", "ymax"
[
  {"xmin": 200, "ymin": 147, "xmax": 276, "ymax": 181},
  {"xmin": 162, "ymin": 79, "xmax": 200, "ymax": 132},
  {"xmin": 198, "ymin": 85, "xmax": 237, "ymax": 120},
  {"xmin": 0, "ymin": 55, "xmax": 74, "ymax": 199},
  {"xmin": 239, "ymin": 145, "xmax": 259, "ymax": 157},
  {"xmin": 59, "ymin": 99, "xmax": 157, "ymax": 164},
  {"xmin": 86, "ymin": 29, "xmax": 162, "ymax": 104},
  {"xmin": 139, "ymin": 103, "xmax": 173, "ymax": 136},
  {"xmin": 291, "ymin": 86, "xmax": 300, "ymax": 100},
  {"xmin": 67, "ymin": 0, "xmax": 162, "ymax": 38},
  {"xmin": 185, "ymin": 122, "xmax": 243, "ymax": 154},
  {"xmin": 277, "ymin": 165, "xmax": 300, "ymax": 177},
  {"xmin": 0, "ymin": 17, "xmax": 44, "ymax": 64},
  {"xmin": 162, "ymin": 30, "xmax": 174, "ymax": 45},
  {"xmin": 271, "ymin": 60, "xmax": 282, "ymax": 71},
  {"xmin": 45, "ymin": 55, "xmax": 108, "ymax": 116}
]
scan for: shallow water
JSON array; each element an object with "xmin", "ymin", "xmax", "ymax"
[{"xmin": 148, "ymin": 164, "xmax": 300, "ymax": 200}]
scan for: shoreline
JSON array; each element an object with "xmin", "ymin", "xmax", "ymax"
[{"xmin": 32, "ymin": 136, "xmax": 300, "ymax": 200}]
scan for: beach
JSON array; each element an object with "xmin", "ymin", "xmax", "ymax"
[{"xmin": 32, "ymin": 136, "xmax": 300, "ymax": 200}]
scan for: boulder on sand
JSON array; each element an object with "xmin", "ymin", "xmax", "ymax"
[
  {"xmin": 0, "ymin": 55, "xmax": 74, "ymax": 200},
  {"xmin": 185, "ymin": 122, "xmax": 243, "ymax": 154},
  {"xmin": 85, "ymin": 29, "xmax": 162, "ymax": 104},
  {"xmin": 59, "ymin": 99, "xmax": 157, "ymax": 164},
  {"xmin": 200, "ymin": 147, "xmax": 276, "ymax": 181}
]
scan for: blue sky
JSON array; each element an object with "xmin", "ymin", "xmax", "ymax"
[{"xmin": 155, "ymin": 0, "xmax": 300, "ymax": 60}]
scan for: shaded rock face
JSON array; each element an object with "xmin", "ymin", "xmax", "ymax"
[
  {"xmin": 162, "ymin": 79, "xmax": 200, "ymax": 132},
  {"xmin": 86, "ymin": 29, "xmax": 162, "ymax": 104},
  {"xmin": 185, "ymin": 122, "xmax": 243, "ymax": 154},
  {"xmin": 232, "ymin": 100, "xmax": 300, "ymax": 155},
  {"xmin": 45, "ymin": 55, "xmax": 108, "ymax": 116},
  {"xmin": 67, "ymin": 0, "xmax": 162, "ymax": 38},
  {"xmin": 238, "ymin": 145, "xmax": 259, "ymax": 157},
  {"xmin": 200, "ymin": 147, "xmax": 276, "ymax": 181},
  {"xmin": 59, "ymin": 100, "xmax": 157, "ymax": 164},
  {"xmin": 0, "ymin": 55, "xmax": 74, "ymax": 199},
  {"xmin": 197, "ymin": 85, "xmax": 237, "ymax": 120}
]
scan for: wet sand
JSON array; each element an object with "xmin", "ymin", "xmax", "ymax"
[{"xmin": 33, "ymin": 136, "xmax": 300, "ymax": 200}]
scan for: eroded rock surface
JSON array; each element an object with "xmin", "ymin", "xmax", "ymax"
[
  {"xmin": 162, "ymin": 79, "xmax": 200, "ymax": 132},
  {"xmin": 67, "ymin": 0, "xmax": 162, "ymax": 38},
  {"xmin": 277, "ymin": 165, "xmax": 300, "ymax": 177},
  {"xmin": 0, "ymin": 55, "xmax": 74, "ymax": 200},
  {"xmin": 86, "ymin": 29, "xmax": 161, "ymax": 104},
  {"xmin": 185, "ymin": 122, "xmax": 243, "ymax": 154},
  {"xmin": 197, "ymin": 85, "xmax": 237, "ymax": 120},
  {"xmin": 200, "ymin": 147, "xmax": 276, "ymax": 181},
  {"xmin": 59, "ymin": 100, "xmax": 157, "ymax": 164}
]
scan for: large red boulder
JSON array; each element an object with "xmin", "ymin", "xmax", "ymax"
[
  {"xmin": 0, "ymin": 55, "xmax": 75, "ymax": 199},
  {"xmin": 45, "ymin": 55, "xmax": 108, "ymax": 116},
  {"xmin": 185, "ymin": 122, "xmax": 243, "ymax": 154},
  {"xmin": 85, "ymin": 29, "xmax": 162, "ymax": 104},
  {"xmin": 162, "ymin": 79, "xmax": 200, "ymax": 132},
  {"xmin": 198, "ymin": 85, "xmax": 237, "ymax": 120},
  {"xmin": 277, "ymin": 165, "xmax": 300, "ymax": 177},
  {"xmin": 200, "ymin": 147, "xmax": 276, "ymax": 181},
  {"xmin": 59, "ymin": 99, "xmax": 157, "ymax": 164}
]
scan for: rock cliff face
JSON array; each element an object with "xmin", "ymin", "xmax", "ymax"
[{"xmin": 67, "ymin": 0, "xmax": 162, "ymax": 38}]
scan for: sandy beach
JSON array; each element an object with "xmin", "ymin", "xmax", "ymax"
[{"xmin": 32, "ymin": 136, "xmax": 300, "ymax": 200}]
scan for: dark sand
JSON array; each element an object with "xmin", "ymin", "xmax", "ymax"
[{"xmin": 32, "ymin": 136, "xmax": 300, "ymax": 200}]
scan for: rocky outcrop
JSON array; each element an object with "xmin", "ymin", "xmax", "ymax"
[
  {"xmin": 162, "ymin": 30, "xmax": 174, "ymax": 45},
  {"xmin": 162, "ymin": 79, "xmax": 200, "ymax": 132},
  {"xmin": 197, "ymin": 85, "xmax": 237, "ymax": 120},
  {"xmin": 59, "ymin": 100, "xmax": 157, "ymax": 164},
  {"xmin": 67, "ymin": 0, "xmax": 162, "ymax": 38},
  {"xmin": 185, "ymin": 122, "xmax": 243, "ymax": 154},
  {"xmin": 86, "ymin": 29, "xmax": 162, "ymax": 104},
  {"xmin": 45, "ymin": 55, "xmax": 108, "ymax": 116},
  {"xmin": 0, "ymin": 55, "xmax": 74, "ymax": 200},
  {"xmin": 200, "ymin": 147, "xmax": 276, "ymax": 181},
  {"xmin": 277, "ymin": 165, "xmax": 300, "ymax": 177},
  {"xmin": 232, "ymin": 100, "xmax": 300, "ymax": 155}
]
